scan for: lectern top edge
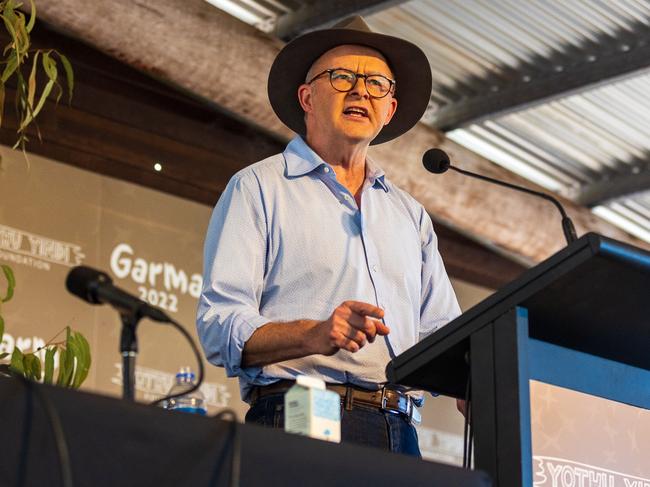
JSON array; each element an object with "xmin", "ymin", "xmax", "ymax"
[{"xmin": 386, "ymin": 232, "xmax": 650, "ymax": 387}]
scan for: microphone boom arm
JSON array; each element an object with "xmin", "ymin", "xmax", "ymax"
[{"xmin": 450, "ymin": 165, "xmax": 578, "ymax": 244}]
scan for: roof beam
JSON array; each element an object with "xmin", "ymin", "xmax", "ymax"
[
  {"xmin": 275, "ymin": 0, "xmax": 407, "ymax": 40},
  {"xmin": 433, "ymin": 223, "xmax": 526, "ymax": 289},
  {"xmin": 432, "ymin": 23, "xmax": 650, "ymax": 130},
  {"xmin": 32, "ymin": 0, "xmax": 649, "ymax": 263},
  {"xmin": 577, "ymin": 162, "xmax": 650, "ymax": 207}
]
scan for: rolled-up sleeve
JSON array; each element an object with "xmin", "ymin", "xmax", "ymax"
[
  {"xmin": 418, "ymin": 209, "xmax": 461, "ymax": 340},
  {"xmin": 196, "ymin": 174, "xmax": 271, "ymax": 381}
]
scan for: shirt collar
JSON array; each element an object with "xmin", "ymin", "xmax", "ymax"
[
  {"xmin": 284, "ymin": 136, "xmax": 326, "ymax": 177},
  {"xmin": 284, "ymin": 136, "xmax": 389, "ymax": 192},
  {"xmin": 366, "ymin": 155, "xmax": 388, "ymax": 192}
]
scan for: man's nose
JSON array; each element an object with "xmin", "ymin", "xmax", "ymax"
[{"xmin": 349, "ymin": 77, "xmax": 370, "ymax": 98}]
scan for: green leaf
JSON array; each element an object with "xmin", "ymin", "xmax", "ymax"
[
  {"xmin": 3, "ymin": 2, "xmax": 18, "ymax": 25},
  {"xmin": 31, "ymin": 353, "xmax": 41, "ymax": 381},
  {"xmin": 13, "ymin": 12, "xmax": 28, "ymax": 56},
  {"xmin": 1, "ymin": 15, "xmax": 19, "ymax": 54},
  {"xmin": 56, "ymin": 329, "xmax": 75, "ymax": 387},
  {"xmin": 1, "ymin": 264, "xmax": 15, "ymax": 303},
  {"xmin": 0, "ymin": 314, "xmax": 4, "ymax": 342},
  {"xmin": 22, "ymin": 353, "xmax": 33, "ymax": 380},
  {"xmin": 71, "ymin": 332, "xmax": 90, "ymax": 388},
  {"xmin": 67, "ymin": 334, "xmax": 79, "ymax": 369},
  {"xmin": 56, "ymin": 347, "xmax": 69, "ymax": 386},
  {"xmin": 26, "ymin": 50, "xmax": 38, "ymax": 110},
  {"xmin": 57, "ymin": 52, "xmax": 74, "ymax": 103},
  {"xmin": 43, "ymin": 347, "xmax": 55, "ymax": 384},
  {"xmin": 10, "ymin": 346, "xmax": 24, "ymax": 375},
  {"xmin": 64, "ymin": 349, "xmax": 74, "ymax": 386},
  {"xmin": 19, "ymin": 74, "xmax": 53, "ymax": 131},
  {"xmin": 25, "ymin": 0, "xmax": 35, "ymax": 33},
  {"xmin": 41, "ymin": 51, "xmax": 55, "ymax": 79},
  {"xmin": 0, "ymin": 50, "xmax": 16, "ymax": 82},
  {"xmin": 41, "ymin": 51, "xmax": 61, "ymax": 104},
  {"xmin": 35, "ymin": 75, "xmax": 56, "ymax": 112},
  {"xmin": 23, "ymin": 352, "xmax": 41, "ymax": 381}
]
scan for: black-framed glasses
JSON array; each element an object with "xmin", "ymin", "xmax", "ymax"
[{"xmin": 307, "ymin": 68, "xmax": 396, "ymax": 99}]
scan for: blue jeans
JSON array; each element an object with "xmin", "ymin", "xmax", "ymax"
[{"xmin": 245, "ymin": 394, "xmax": 421, "ymax": 457}]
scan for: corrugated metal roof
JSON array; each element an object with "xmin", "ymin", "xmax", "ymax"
[
  {"xmin": 204, "ymin": 0, "xmax": 650, "ymax": 243},
  {"xmin": 368, "ymin": 0, "xmax": 650, "ymax": 243},
  {"xmin": 372, "ymin": 0, "xmax": 650, "ymax": 244},
  {"xmin": 369, "ymin": 0, "xmax": 650, "ymax": 110},
  {"xmin": 446, "ymin": 72, "xmax": 650, "ymax": 195}
]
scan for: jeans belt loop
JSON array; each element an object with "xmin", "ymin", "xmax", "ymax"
[
  {"xmin": 344, "ymin": 385, "xmax": 354, "ymax": 411},
  {"xmin": 380, "ymin": 387, "xmax": 389, "ymax": 409},
  {"xmin": 404, "ymin": 395, "xmax": 412, "ymax": 418}
]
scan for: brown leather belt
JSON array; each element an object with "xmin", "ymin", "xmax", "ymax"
[{"xmin": 249, "ymin": 380, "xmax": 420, "ymax": 424}]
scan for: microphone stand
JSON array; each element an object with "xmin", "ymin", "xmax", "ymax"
[
  {"xmin": 450, "ymin": 165, "xmax": 578, "ymax": 245},
  {"xmin": 119, "ymin": 310, "xmax": 141, "ymax": 401}
]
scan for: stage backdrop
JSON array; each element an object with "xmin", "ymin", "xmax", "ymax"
[{"xmin": 0, "ymin": 146, "xmax": 491, "ymax": 464}]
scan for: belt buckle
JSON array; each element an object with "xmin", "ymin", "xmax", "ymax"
[{"xmin": 382, "ymin": 389, "xmax": 421, "ymax": 426}]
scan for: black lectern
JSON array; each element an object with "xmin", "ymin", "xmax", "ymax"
[{"xmin": 387, "ymin": 233, "xmax": 650, "ymax": 487}]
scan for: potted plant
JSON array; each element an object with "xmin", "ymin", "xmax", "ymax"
[{"xmin": 0, "ymin": 264, "xmax": 91, "ymax": 386}]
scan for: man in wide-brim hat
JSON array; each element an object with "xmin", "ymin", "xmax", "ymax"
[{"xmin": 197, "ymin": 16, "xmax": 460, "ymax": 456}]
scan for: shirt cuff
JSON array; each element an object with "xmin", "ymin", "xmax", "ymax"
[{"xmin": 225, "ymin": 313, "xmax": 271, "ymax": 382}]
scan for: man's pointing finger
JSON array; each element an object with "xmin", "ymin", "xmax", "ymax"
[{"xmin": 345, "ymin": 301, "xmax": 384, "ymax": 319}]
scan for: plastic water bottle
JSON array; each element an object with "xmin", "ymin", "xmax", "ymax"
[{"xmin": 163, "ymin": 366, "xmax": 207, "ymax": 415}]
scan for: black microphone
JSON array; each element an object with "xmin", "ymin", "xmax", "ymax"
[
  {"xmin": 422, "ymin": 148, "xmax": 578, "ymax": 245},
  {"xmin": 66, "ymin": 266, "xmax": 170, "ymax": 322},
  {"xmin": 422, "ymin": 148, "xmax": 451, "ymax": 174}
]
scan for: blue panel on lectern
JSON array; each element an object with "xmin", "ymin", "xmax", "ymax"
[
  {"xmin": 527, "ymin": 337, "xmax": 650, "ymax": 410},
  {"xmin": 600, "ymin": 239, "xmax": 650, "ymax": 269},
  {"xmin": 515, "ymin": 307, "xmax": 533, "ymax": 487}
]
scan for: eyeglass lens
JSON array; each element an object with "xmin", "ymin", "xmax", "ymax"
[{"xmin": 330, "ymin": 69, "xmax": 392, "ymax": 98}]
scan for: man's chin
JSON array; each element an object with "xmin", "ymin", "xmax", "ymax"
[{"xmin": 337, "ymin": 127, "xmax": 382, "ymax": 145}]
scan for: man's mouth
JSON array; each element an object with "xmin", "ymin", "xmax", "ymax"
[{"xmin": 343, "ymin": 106, "xmax": 369, "ymax": 118}]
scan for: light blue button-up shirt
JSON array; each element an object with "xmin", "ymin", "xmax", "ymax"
[{"xmin": 197, "ymin": 136, "xmax": 460, "ymax": 401}]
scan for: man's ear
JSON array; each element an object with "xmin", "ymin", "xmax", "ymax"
[
  {"xmin": 297, "ymin": 84, "xmax": 313, "ymax": 113},
  {"xmin": 383, "ymin": 97, "xmax": 398, "ymax": 126}
]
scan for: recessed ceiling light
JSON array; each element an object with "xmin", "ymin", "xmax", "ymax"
[{"xmin": 154, "ymin": 163, "xmax": 162, "ymax": 172}]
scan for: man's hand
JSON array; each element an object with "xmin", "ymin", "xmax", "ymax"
[
  {"xmin": 241, "ymin": 301, "xmax": 390, "ymax": 367},
  {"xmin": 310, "ymin": 300, "xmax": 390, "ymax": 355},
  {"xmin": 457, "ymin": 398, "xmax": 467, "ymax": 417}
]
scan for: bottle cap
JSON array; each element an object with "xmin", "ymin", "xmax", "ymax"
[{"xmin": 176, "ymin": 366, "xmax": 195, "ymax": 381}]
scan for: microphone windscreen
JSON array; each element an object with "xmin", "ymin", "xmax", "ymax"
[
  {"xmin": 66, "ymin": 266, "xmax": 112, "ymax": 304},
  {"xmin": 422, "ymin": 148, "xmax": 451, "ymax": 174}
]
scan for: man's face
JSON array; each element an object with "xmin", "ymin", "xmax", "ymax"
[{"xmin": 298, "ymin": 45, "xmax": 398, "ymax": 145}]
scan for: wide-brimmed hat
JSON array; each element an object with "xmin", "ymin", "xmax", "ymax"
[{"xmin": 268, "ymin": 16, "xmax": 432, "ymax": 145}]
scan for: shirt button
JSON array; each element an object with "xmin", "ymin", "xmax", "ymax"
[{"xmin": 322, "ymin": 166, "xmax": 330, "ymax": 173}]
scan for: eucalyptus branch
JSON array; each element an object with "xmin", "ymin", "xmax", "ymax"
[
  {"xmin": 0, "ymin": 0, "xmax": 74, "ymax": 153},
  {"xmin": 43, "ymin": 325, "xmax": 68, "ymax": 347}
]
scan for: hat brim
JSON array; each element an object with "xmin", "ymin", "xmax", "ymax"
[{"xmin": 268, "ymin": 29, "xmax": 432, "ymax": 145}]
